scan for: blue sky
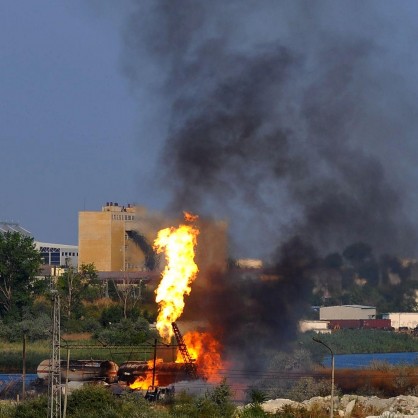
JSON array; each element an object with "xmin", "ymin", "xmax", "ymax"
[{"xmin": 0, "ymin": 1, "xmax": 167, "ymax": 245}]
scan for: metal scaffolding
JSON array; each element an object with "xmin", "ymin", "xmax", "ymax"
[
  {"xmin": 48, "ymin": 290, "xmax": 62, "ymax": 418},
  {"xmin": 171, "ymin": 322, "xmax": 198, "ymax": 379}
]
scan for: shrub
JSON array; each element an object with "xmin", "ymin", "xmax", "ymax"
[
  {"xmin": 0, "ymin": 401, "xmax": 16, "ymax": 418},
  {"xmin": 14, "ymin": 395, "xmax": 48, "ymax": 418},
  {"xmin": 287, "ymin": 377, "xmax": 335, "ymax": 402},
  {"xmin": 169, "ymin": 381, "xmax": 236, "ymax": 418},
  {"xmin": 169, "ymin": 390, "xmax": 201, "ymax": 417},
  {"xmin": 239, "ymin": 403, "xmax": 270, "ymax": 417},
  {"xmin": 100, "ymin": 305, "xmax": 124, "ymax": 326},
  {"xmin": 93, "ymin": 318, "xmax": 150, "ymax": 345},
  {"xmin": 0, "ymin": 314, "xmax": 51, "ymax": 342},
  {"xmin": 194, "ymin": 379, "xmax": 236, "ymax": 418},
  {"xmin": 246, "ymin": 388, "xmax": 268, "ymax": 405},
  {"xmin": 271, "ymin": 404, "xmax": 313, "ymax": 418}
]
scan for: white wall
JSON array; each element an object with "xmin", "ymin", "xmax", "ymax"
[
  {"xmin": 299, "ymin": 320, "xmax": 331, "ymax": 333},
  {"xmin": 385, "ymin": 313, "xmax": 418, "ymax": 329},
  {"xmin": 320, "ymin": 305, "xmax": 376, "ymax": 320}
]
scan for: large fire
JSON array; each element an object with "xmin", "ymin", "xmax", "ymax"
[
  {"xmin": 176, "ymin": 331, "xmax": 223, "ymax": 383},
  {"xmin": 154, "ymin": 213, "xmax": 199, "ymax": 342},
  {"xmin": 151, "ymin": 212, "xmax": 223, "ymax": 384},
  {"xmin": 129, "ymin": 359, "xmax": 160, "ymax": 390}
]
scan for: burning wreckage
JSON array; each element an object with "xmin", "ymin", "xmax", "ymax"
[
  {"xmin": 37, "ymin": 214, "xmax": 223, "ymax": 400},
  {"xmin": 117, "ymin": 322, "xmax": 200, "ymax": 400},
  {"xmin": 36, "ymin": 321, "xmax": 208, "ymax": 400}
]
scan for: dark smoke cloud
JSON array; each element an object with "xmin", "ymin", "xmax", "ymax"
[
  {"xmin": 110, "ymin": 0, "xmax": 418, "ymax": 373},
  {"xmin": 120, "ymin": 0, "xmax": 418, "ymax": 259},
  {"xmin": 183, "ymin": 236, "xmax": 317, "ymax": 369}
]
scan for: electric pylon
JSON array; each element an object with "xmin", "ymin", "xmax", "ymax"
[{"xmin": 47, "ymin": 290, "xmax": 61, "ymax": 418}]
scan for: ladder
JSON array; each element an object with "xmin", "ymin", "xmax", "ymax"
[{"xmin": 171, "ymin": 322, "xmax": 198, "ymax": 379}]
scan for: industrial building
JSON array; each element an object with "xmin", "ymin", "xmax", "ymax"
[
  {"xmin": 78, "ymin": 202, "xmax": 155, "ymax": 272},
  {"xmin": 382, "ymin": 312, "xmax": 418, "ymax": 330},
  {"xmin": 78, "ymin": 202, "xmax": 228, "ymax": 280},
  {"xmin": 319, "ymin": 305, "xmax": 376, "ymax": 320}
]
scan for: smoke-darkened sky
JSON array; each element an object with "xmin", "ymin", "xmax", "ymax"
[{"xmin": 2, "ymin": 1, "xmax": 418, "ymax": 259}]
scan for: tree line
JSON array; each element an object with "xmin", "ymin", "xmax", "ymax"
[
  {"xmin": 303, "ymin": 241, "xmax": 418, "ymax": 314},
  {"xmin": 0, "ymin": 231, "xmax": 156, "ymax": 343},
  {"xmin": 1, "ymin": 231, "xmax": 417, "ymax": 343}
]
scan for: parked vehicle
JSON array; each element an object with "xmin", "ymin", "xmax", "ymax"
[{"xmin": 144, "ymin": 385, "xmax": 175, "ymax": 401}]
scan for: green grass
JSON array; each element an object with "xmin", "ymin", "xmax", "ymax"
[
  {"xmin": 300, "ymin": 329, "xmax": 418, "ymax": 358},
  {"xmin": 0, "ymin": 338, "xmax": 158, "ymax": 373},
  {"xmin": 0, "ymin": 340, "xmax": 49, "ymax": 372}
]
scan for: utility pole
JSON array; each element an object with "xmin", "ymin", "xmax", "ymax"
[
  {"xmin": 22, "ymin": 332, "xmax": 26, "ymax": 400},
  {"xmin": 313, "ymin": 337, "xmax": 334, "ymax": 418},
  {"xmin": 48, "ymin": 290, "xmax": 62, "ymax": 418},
  {"xmin": 151, "ymin": 338, "xmax": 157, "ymax": 388}
]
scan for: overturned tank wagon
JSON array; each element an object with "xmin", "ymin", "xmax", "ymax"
[{"xmin": 37, "ymin": 359, "xmax": 119, "ymax": 384}]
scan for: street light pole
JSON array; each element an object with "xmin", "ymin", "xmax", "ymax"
[{"xmin": 313, "ymin": 337, "xmax": 334, "ymax": 418}]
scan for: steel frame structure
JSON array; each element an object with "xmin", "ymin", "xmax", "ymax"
[{"xmin": 48, "ymin": 290, "xmax": 62, "ymax": 418}]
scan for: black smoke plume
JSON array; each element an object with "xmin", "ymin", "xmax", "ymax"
[
  {"xmin": 126, "ymin": 230, "xmax": 157, "ymax": 270},
  {"xmin": 183, "ymin": 236, "xmax": 317, "ymax": 369},
  {"xmin": 115, "ymin": 1, "xmax": 418, "ymax": 372},
  {"xmin": 120, "ymin": 1, "xmax": 418, "ymax": 258}
]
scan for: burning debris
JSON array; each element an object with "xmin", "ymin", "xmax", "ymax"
[
  {"xmin": 126, "ymin": 359, "xmax": 161, "ymax": 390},
  {"xmin": 126, "ymin": 214, "xmax": 225, "ymax": 391},
  {"xmin": 176, "ymin": 330, "xmax": 223, "ymax": 383}
]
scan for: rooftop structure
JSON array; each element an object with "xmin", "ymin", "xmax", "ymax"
[
  {"xmin": 0, "ymin": 221, "xmax": 31, "ymax": 236},
  {"xmin": 320, "ymin": 305, "xmax": 376, "ymax": 320}
]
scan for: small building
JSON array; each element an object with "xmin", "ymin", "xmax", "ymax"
[
  {"xmin": 383, "ymin": 312, "xmax": 418, "ymax": 330},
  {"xmin": 320, "ymin": 305, "xmax": 376, "ymax": 320},
  {"xmin": 299, "ymin": 320, "xmax": 331, "ymax": 333}
]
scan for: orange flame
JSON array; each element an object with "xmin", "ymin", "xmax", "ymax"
[
  {"xmin": 129, "ymin": 359, "xmax": 160, "ymax": 390},
  {"xmin": 154, "ymin": 213, "xmax": 199, "ymax": 342},
  {"xmin": 176, "ymin": 331, "xmax": 223, "ymax": 383}
]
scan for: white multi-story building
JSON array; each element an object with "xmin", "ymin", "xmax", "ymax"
[
  {"xmin": 1, "ymin": 221, "xmax": 79, "ymax": 268},
  {"xmin": 35, "ymin": 242, "xmax": 78, "ymax": 267}
]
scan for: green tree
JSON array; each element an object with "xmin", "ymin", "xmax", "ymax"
[
  {"xmin": 57, "ymin": 263, "xmax": 100, "ymax": 320},
  {"xmin": 109, "ymin": 278, "xmax": 145, "ymax": 319},
  {"xmin": 0, "ymin": 231, "xmax": 42, "ymax": 319},
  {"xmin": 94, "ymin": 317, "xmax": 151, "ymax": 345}
]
